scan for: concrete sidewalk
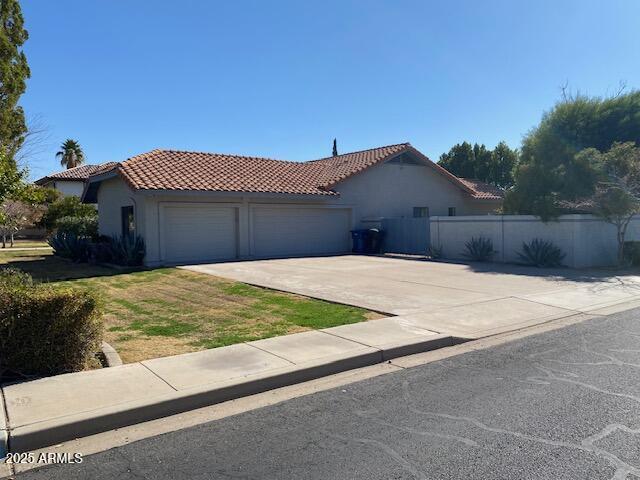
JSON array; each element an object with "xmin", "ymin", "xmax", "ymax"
[
  {"xmin": 4, "ymin": 286, "xmax": 640, "ymax": 455},
  {"xmin": 2, "ymin": 318, "xmax": 453, "ymax": 454}
]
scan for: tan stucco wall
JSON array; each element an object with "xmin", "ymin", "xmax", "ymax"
[
  {"xmin": 96, "ymin": 177, "xmax": 144, "ymax": 239},
  {"xmin": 431, "ymin": 214, "xmax": 640, "ymax": 268},
  {"xmin": 50, "ymin": 180, "xmax": 85, "ymax": 198},
  {"xmin": 96, "ymin": 162, "xmax": 500, "ymax": 266},
  {"xmin": 329, "ymin": 161, "xmax": 499, "ymax": 226}
]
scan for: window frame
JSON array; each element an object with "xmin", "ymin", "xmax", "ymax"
[
  {"xmin": 413, "ymin": 207, "xmax": 429, "ymax": 218},
  {"xmin": 121, "ymin": 205, "xmax": 135, "ymax": 238}
]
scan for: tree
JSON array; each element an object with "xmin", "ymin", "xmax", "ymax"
[
  {"xmin": 438, "ymin": 141, "xmax": 518, "ymax": 187},
  {"xmin": 0, "ymin": 151, "xmax": 25, "ymax": 203},
  {"xmin": 569, "ymin": 142, "xmax": 640, "ymax": 265},
  {"xmin": 504, "ymin": 90, "xmax": 640, "ymax": 218},
  {"xmin": 56, "ymin": 139, "xmax": 85, "ymax": 169},
  {"xmin": 0, "ymin": 0, "xmax": 30, "ymax": 160},
  {"xmin": 38, "ymin": 195, "xmax": 96, "ymax": 233},
  {"xmin": 438, "ymin": 142, "xmax": 475, "ymax": 178},
  {"xmin": 0, "ymin": 199, "xmax": 44, "ymax": 247},
  {"xmin": 332, "ymin": 138, "xmax": 338, "ymax": 157},
  {"xmin": 490, "ymin": 142, "xmax": 519, "ymax": 189}
]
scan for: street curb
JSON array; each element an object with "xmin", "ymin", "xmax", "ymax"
[
  {"xmin": 100, "ymin": 342, "xmax": 123, "ymax": 367},
  {"xmin": 8, "ymin": 292, "xmax": 640, "ymax": 455},
  {"xmin": 7, "ymin": 347, "xmax": 387, "ymax": 453},
  {"xmin": 7, "ymin": 331, "xmax": 460, "ymax": 453}
]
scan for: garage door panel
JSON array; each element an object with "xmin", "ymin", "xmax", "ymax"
[
  {"xmin": 163, "ymin": 205, "xmax": 237, "ymax": 263},
  {"xmin": 252, "ymin": 207, "xmax": 350, "ymax": 257}
]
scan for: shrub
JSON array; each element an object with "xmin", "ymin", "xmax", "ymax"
[
  {"xmin": 0, "ymin": 268, "xmax": 33, "ymax": 289},
  {"xmin": 48, "ymin": 232, "xmax": 91, "ymax": 262},
  {"xmin": 462, "ymin": 237, "xmax": 497, "ymax": 262},
  {"xmin": 107, "ymin": 235, "xmax": 145, "ymax": 266},
  {"xmin": 39, "ymin": 196, "xmax": 97, "ymax": 233},
  {"xmin": 517, "ymin": 239, "xmax": 566, "ymax": 267},
  {"xmin": 427, "ymin": 244, "xmax": 443, "ymax": 260},
  {"xmin": 0, "ymin": 270, "xmax": 103, "ymax": 377},
  {"xmin": 623, "ymin": 241, "xmax": 640, "ymax": 266},
  {"xmin": 55, "ymin": 215, "xmax": 98, "ymax": 239}
]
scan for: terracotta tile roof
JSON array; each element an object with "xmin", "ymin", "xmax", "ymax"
[
  {"xmin": 302, "ymin": 143, "xmax": 410, "ymax": 188},
  {"xmin": 35, "ymin": 162, "xmax": 118, "ymax": 184},
  {"xmin": 89, "ymin": 143, "xmax": 502, "ymax": 201},
  {"xmin": 117, "ymin": 150, "xmax": 339, "ymax": 196},
  {"xmin": 458, "ymin": 178, "xmax": 504, "ymax": 200}
]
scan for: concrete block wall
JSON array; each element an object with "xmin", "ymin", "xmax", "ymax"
[{"xmin": 430, "ymin": 214, "xmax": 640, "ymax": 268}]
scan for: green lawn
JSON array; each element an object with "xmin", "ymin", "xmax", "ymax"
[
  {"xmin": 4, "ymin": 239, "xmax": 50, "ymax": 248},
  {"xmin": 0, "ymin": 250, "xmax": 382, "ymax": 363}
]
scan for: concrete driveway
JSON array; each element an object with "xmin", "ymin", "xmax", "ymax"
[{"xmin": 183, "ymin": 255, "xmax": 640, "ymax": 338}]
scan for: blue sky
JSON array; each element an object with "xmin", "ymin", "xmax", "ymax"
[{"xmin": 20, "ymin": 0, "xmax": 640, "ymax": 180}]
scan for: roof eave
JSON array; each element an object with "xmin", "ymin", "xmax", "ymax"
[{"xmin": 135, "ymin": 189, "xmax": 340, "ymax": 200}]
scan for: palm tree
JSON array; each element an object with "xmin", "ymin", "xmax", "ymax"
[{"xmin": 56, "ymin": 139, "xmax": 85, "ymax": 169}]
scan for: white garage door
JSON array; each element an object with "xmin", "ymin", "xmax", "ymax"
[
  {"xmin": 251, "ymin": 206, "xmax": 351, "ymax": 258},
  {"xmin": 162, "ymin": 204, "xmax": 238, "ymax": 264}
]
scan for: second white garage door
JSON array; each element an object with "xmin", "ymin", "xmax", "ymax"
[
  {"xmin": 161, "ymin": 204, "xmax": 238, "ymax": 264},
  {"xmin": 251, "ymin": 206, "xmax": 351, "ymax": 258}
]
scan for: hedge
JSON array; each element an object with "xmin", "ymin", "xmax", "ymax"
[
  {"xmin": 0, "ymin": 269, "xmax": 103, "ymax": 378},
  {"xmin": 55, "ymin": 215, "xmax": 98, "ymax": 239}
]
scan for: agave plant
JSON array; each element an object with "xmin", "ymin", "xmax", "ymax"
[
  {"xmin": 517, "ymin": 239, "xmax": 565, "ymax": 267},
  {"xmin": 48, "ymin": 232, "xmax": 91, "ymax": 262},
  {"xmin": 108, "ymin": 235, "xmax": 145, "ymax": 266},
  {"xmin": 462, "ymin": 237, "xmax": 497, "ymax": 262},
  {"xmin": 427, "ymin": 244, "xmax": 443, "ymax": 260}
]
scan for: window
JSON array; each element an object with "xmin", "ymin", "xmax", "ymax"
[
  {"xmin": 413, "ymin": 207, "xmax": 429, "ymax": 218},
  {"xmin": 121, "ymin": 206, "xmax": 135, "ymax": 238},
  {"xmin": 448, "ymin": 207, "xmax": 456, "ymax": 217}
]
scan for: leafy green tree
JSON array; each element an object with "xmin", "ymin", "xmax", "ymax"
[
  {"xmin": 438, "ymin": 141, "xmax": 518, "ymax": 187},
  {"xmin": 504, "ymin": 91, "xmax": 640, "ymax": 218},
  {"xmin": 0, "ymin": 151, "xmax": 24, "ymax": 202},
  {"xmin": 56, "ymin": 139, "xmax": 85, "ymax": 169},
  {"xmin": 438, "ymin": 142, "xmax": 475, "ymax": 178},
  {"xmin": 490, "ymin": 142, "xmax": 519, "ymax": 189},
  {"xmin": 0, "ymin": 0, "xmax": 30, "ymax": 160},
  {"xmin": 570, "ymin": 142, "xmax": 640, "ymax": 265},
  {"xmin": 38, "ymin": 195, "xmax": 96, "ymax": 233}
]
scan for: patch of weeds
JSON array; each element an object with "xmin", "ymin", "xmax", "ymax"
[
  {"xmin": 111, "ymin": 298, "xmax": 151, "ymax": 316},
  {"xmin": 108, "ymin": 326, "xmax": 127, "ymax": 332},
  {"xmin": 128, "ymin": 318, "xmax": 199, "ymax": 337},
  {"xmin": 221, "ymin": 283, "xmax": 265, "ymax": 298},
  {"xmin": 190, "ymin": 333, "xmax": 255, "ymax": 349}
]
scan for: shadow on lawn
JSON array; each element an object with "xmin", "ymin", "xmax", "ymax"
[{"xmin": 0, "ymin": 253, "xmax": 142, "ymax": 282}]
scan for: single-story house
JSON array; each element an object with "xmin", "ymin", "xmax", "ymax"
[
  {"xmin": 35, "ymin": 163, "xmax": 117, "ymax": 200},
  {"xmin": 83, "ymin": 143, "xmax": 503, "ymax": 266}
]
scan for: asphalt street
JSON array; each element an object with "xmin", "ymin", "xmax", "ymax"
[{"xmin": 9, "ymin": 308, "xmax": 640, "ymax": 479}]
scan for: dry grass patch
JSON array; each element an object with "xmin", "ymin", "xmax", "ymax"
[{"xmin": 0, "ymin": 252, "xmax": 383, "ymax": 363}]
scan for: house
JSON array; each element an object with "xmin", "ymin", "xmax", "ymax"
[
  {"xmin": 35, "ymin": 163, "xmax": 117, "ymax": 200},
  {"xmin": 83, "ymin": 143, "xmax": 503, "ymax": 266}
]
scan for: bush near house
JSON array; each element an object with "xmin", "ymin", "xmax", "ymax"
[
  {"xmin": 517, "ymin": 239, "xmax": 566, "ymax": 268},
  {"xmin": 49, "ymin": 232, "xmax": 146, "ymax": 267},
  {"xmin": 623, "ymin": 241, "xmax": 640, "ymax": 266},
  {"xmin": 55, "ymin": 215, "xmax": 98, "ymax": 238},
  {"xmin": 462, "ymin": 237, "xmax": 497, "ymax": 262},
  {"xmin": 0, "ymin": 269, "xmax": 103, "ymax": 378},
  {"xmin": 107, "ymin": 235, "xmax": 145, "ymax": 266},
  {"xmin": 48, "ymin": 232, "xmax": 91, "ymax": 262},
  {"xmin": 39, "ymin": 196, "xmax": 97, "ymax": 233}
]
